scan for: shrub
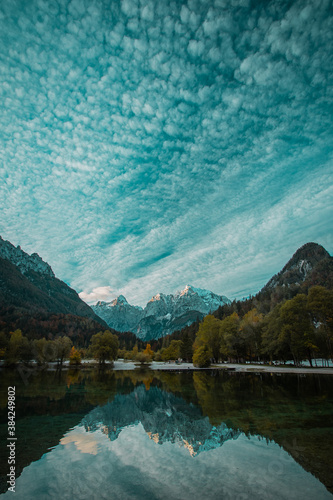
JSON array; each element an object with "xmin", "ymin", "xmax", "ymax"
[{"xmin": 135, "ymin": 352, "xmax": 152, "ymax": 365}]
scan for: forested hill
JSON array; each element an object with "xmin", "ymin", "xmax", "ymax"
[
  {"xmin": 215, "ymin": 242, "xmax": 332, "ymax": 318},
  {"xmin": 0, "ymin": 236, "xmax": 108, "ymax": 342},
  {"xmin": 147, "ymin": 242, "xmax": 333, "ymax": 354},
  {"xmin": 261, "ymin": 242, "xmax": 332, "ymax": 293}
]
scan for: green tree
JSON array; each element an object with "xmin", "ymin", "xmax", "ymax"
[
  {"xmin": 33, "ymin": 338, "xmax": 56, "ymax": 365},
  {"xmin": 90, "ymin": 330, "xmax": 119, "ymax": 365},
  {"xmin": 130, "ymin": 344, "xmax": 139, "ymax": 360},
  {"xmin": 117, "ymin": 348, "xmax": 127, "ymax": 359},
  {"xmin": 193, "ymin": 345, "xmax": 211, "ymax": 368},
  {"xmin": 220, "ymin": 313, "xmax": 241, "ymax": 361},
  {"xmin": 54, "ymin": 336, "xmax": 72, "ymax": 366},
  {"xmin": 261, "ymin": 304, "xmax": 287, "ymax": 362},
  {"xmin": 123, "ymin": 350, "xmax": 134, "ymax": 360},
  {"xmin": 161, "ymin": 340, "xmax": 182, "ymax": 361},
  {"xmin": 194, "ymin": 315, "xmax": 222, "ymax": 362},
  {"xmin": 279, "ymin": 294, "xmax": 316, "ymax": 366},
  {"xmin": 135, "ymin": 352, "xmax": 152, "ymax": 365},
  {"xmin": 154, "ymin": 350, "xmax": 162, "ymax": 362},
  {"xmin": 240, "ymin": 308, "xmax": 263, "ymax": 362}
]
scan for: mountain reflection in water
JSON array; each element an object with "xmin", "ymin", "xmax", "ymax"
[
  {"xmin": 81, "ymin": 384, "xmax": 241, "ymax": 456},
  {"xmin": 0, "ymin": 369, "xmax": 332, "ymax": 499}
]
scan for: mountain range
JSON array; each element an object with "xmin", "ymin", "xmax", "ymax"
[
  {"xmin": 92, "ymin": 242, "xmax": 333, "ymax": 341},
  {"xmin": 0, "ymin": 235, "xmax": 331, "ymax": 342},
  {"xmin": 0, "ymin": 235, "xmax": 107, "ymax": 342},
  {"xmin": 92, "ymin": 285, "xmax": 231, "ymax": 341}
]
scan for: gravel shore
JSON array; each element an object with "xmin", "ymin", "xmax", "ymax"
[
  {"xmin": 3, "ymin": 359, "xmax": 332, "ymax": 374},
  {"xmin": 111, "ymin": 360, "xmax": 333, "ymax": 374}
]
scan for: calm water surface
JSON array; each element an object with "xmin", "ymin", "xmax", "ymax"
[{"xmin": 0, "ymin": 368, "xmax": 332, "ymax": 499}]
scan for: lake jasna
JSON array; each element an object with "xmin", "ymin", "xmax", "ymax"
[{"xmin": 0, "ymin": 369, "xmax": 332, "ymax": 499}]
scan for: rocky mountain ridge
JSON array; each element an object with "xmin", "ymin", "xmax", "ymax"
[
  {"xmin": 92, "ymin": 284, "xmax": 230, "ymax": 341},
  {"xmin": 260, "ymin": 242, "xmax": 332, "ymax": 293},
  {"xmin": 0, "ymin": 236, "xmax": 54, "ymax": 277},
  {"xmin": 0, "ymin": 235, "xmax": 106, "ymax": 334}
]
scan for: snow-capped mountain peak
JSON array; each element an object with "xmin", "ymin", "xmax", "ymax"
[
  {"xmin": 111, "ymin": 294, "xmax": 128, "ymax": 306},
  {"xmin": 176, "ymin": 284, "xmax": 230, "ymax": 310},
  {"xmin": 92, "ymin": 285, "xmax": 230, "ymax": 340},
  {"xmin": 179, "ymin": 284, "xmax": 195, "ymax": 296},
  {"xmin": 149, "ymin": 292, "xmax": 164, "ymax": 302}
]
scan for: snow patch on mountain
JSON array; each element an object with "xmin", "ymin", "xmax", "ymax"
[
  {"xmin": 297, "ymin": 259, "xmax": 312, "ymax": 275},
  {"xmin": 92, "ymin": 284, "xmax": 230, "ymax": 340}
]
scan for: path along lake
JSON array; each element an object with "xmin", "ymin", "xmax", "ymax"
[{"xmin": 0, "ymin": 368, "xmax": 332, "ymax": 500}]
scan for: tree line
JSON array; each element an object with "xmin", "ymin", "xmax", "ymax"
[
  {"xmin": 0, "ymin": 329, "xmax": 119, "ymax": 367},
  {"xmin": 1, "ymin": 286, "xmax": 331, "ymax": 369},
  {"xmin": 191, "ymin": 285, "xmax": 332, "ymax": 367},
  {"xmin": 117, "ymin": 285, "xmax": 332, "ymax": 368}
]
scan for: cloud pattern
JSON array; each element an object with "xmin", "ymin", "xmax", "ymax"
[{"xmin": 0, "ymin": 0, "xmax": 332, "ymax": 305}]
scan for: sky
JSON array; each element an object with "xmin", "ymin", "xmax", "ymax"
[{"xmin": 0, "ymin": 0, "xmax": 332, "ymax": 307}]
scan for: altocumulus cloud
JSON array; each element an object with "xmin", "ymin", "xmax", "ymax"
[{"xmin": 0, "ymin": 0, "xmax": 332, "ymax": 306}]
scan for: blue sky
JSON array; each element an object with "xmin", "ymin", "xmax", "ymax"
[{"xmin": 0, "ymin": 0, "xmax": 332, "ymax": 306}]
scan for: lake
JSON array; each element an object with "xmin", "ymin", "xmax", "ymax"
[{"xmin": 0, "ymin": 368, "xmax": 332, "ymax": 499}]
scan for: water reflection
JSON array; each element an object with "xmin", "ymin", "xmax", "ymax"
[
  {"xmin": 82, "ymin": 384, "xmax": 241, "ymax": 456},
  {"xmin": 0, "ymin": 369, "xmax": 332, "ymax": 499}
]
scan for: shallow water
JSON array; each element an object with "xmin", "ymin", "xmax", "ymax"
[{"xmin": 0, "ymin": 368, "xmax": 332, "ymax": 499}]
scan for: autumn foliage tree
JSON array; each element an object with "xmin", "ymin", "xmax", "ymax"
[
  {"xmin": 143, "ymin": 343, "xmax": 154, "ymax": 358},
  {"xmin": 69, "ymin": 346, "xmax": 81, "ymax": 365}
]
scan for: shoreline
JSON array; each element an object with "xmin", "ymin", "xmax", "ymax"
[
  {"xmin": 2, "ymin": 359, "xmax": 332, "ymax": 374},
  {"xmin": 114, "ymin": 360, "xmax": 333, "ymax": 374}
]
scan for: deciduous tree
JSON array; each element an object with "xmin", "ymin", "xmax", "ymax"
[
  {"xmin": 90, "ymin": 330, "xmax": 119, "ymax": 365},
  {"xmin": 194, "ymin": 315, "xmax": 222, "ymax": 363},
  {"xmin": 161, "ymin": 340, "xmax": 182, "ymax": 361},
  {"xmin": 220, "ymin": 313, "xmax": 241, "ymax": 361},
  {"xmin": 193, "ymin": 345, "xmax": 211, "ymax": 368},
  {"xmin": 54, "ymin": 336, "xmax": 72, "ymax": 366},
  {"xmin": 69, "ymin": 346, "xmax": 81, "ymax": 365},
  {"xmin": 279, "ymin": 294, "xmax": 316, "ymax": 366}
]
